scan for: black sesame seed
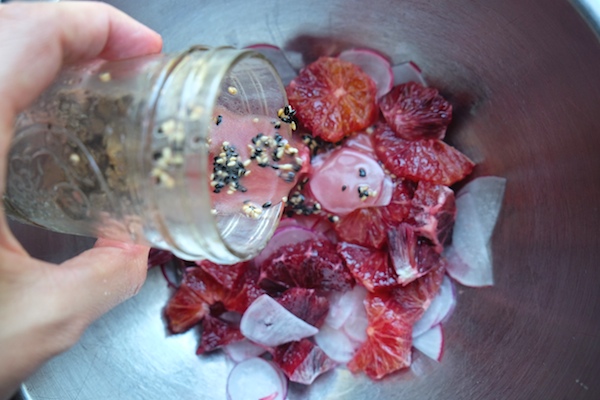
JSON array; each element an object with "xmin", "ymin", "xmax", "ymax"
[
  {"xmin": 274, "ymin": 134, "xmax": 282, "ymax": 142},
  {"xmin": 359, "ymin": 168, "xmax": 366, "ymax": 177},
  {"xmin": 262, "ymin": 201, "xmax": 272, "ymax": 208},
  {"xmin": 216, "ymin": 115, "xmax": 223, "ymax": 126},
  {"xmin": 153, "ymin": 151, "xmax": 162, "ymax": 160},
  {"xmin": 293, "ymin": 164, "xmax": 302, "ymax": 172},
  {"xmin": 271, "ymin": 164, "xmax": 279, "ymax": 170},
  {"xmin": 342, "ymin": 185, "xmax": 347, "ymax": 191},
  {"xmin": 240, "ymin": 187, "xmax": 248, "ymax": 193}
]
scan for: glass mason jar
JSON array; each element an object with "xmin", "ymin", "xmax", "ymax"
[{"xmin": 5, "ymin": 46, "xmax": 297, "ymax": 264}]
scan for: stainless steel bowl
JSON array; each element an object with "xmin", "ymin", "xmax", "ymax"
[{"xmin": 14, "ymin": 0, "xmax": 600, "ymax": 399}]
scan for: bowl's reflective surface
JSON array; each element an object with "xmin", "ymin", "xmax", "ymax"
[{"xmin": 15, "ymin": 0, "xmax": 600, "ymax": 399}]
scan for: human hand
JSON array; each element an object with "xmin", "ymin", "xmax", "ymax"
[{"xmin": 0, "ymin": 2, "xmax": 162, "ymax": 399}]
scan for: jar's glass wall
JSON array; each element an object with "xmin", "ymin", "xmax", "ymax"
[
  {"xmin": 5, "ymin": 54, "xmax": 171, "ymax": 244},
  {"xmin": 5, "ymin": 47, "xmax": 291, "ymax": 263}
]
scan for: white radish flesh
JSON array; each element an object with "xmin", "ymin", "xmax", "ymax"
[
  {"xmin": 342, "ymin": 300, "xmax": 369, "ymax": 343},
  {"xmin": 224, "ymin": 339, "xmax": 267, "ymax": 363},
  {"xmin": 445, "ymin": 193, "xmax": 493, "ymax": 287},
  {"xmin": 456, "ymin": 176, "xmax": 507, "ymax": 241},
  {"xmin": 325, "ymin": 285, "xmax": 368, "ymax": 329},
  {"xmin": 445, "ymin": 176, "xmax": 506, "ymax": 287},
  {"xmin": 240, "ymin": 295, "xmax": 319, "ymax": 347},
  {"xmin": 314, "ymin": 324, "xmax": 356, "ymax": 363},
  {"xmin": 413, "ymin": 324, "xmax": 444, "ymax": 362},
  {"xmin": 338, "ymin": 48, "xmax": 394, "ymax": 98},
  {"xmin": 226, "ymin": 358, "xmax": 287, "ymax": 400}
]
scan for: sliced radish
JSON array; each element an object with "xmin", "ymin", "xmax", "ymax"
[
  {"xmin": 456, "ymin": 176, "xmax": 507, "ymax": 241},
  {"xmin": 226, "ymin": 358, "xmax": 287, "ymax": 400},
  {"xmin": 314, "ymin": 324, "xmax": 356, "ymax": 363},
  {"xmin": 254, "ymin": 226, "xmax": 320, "ymax": 267},
  {"xmin": 224, "ymin": 339, "xmax": 268, "ymax": 363},
  {"xmin": 325, "ymin": 285, "xmax": 368, "ymax": 329},
  {"xmin": 240, "ymin": 294, "xmax": 319, "ymax": 347},
  {"xmin": 245, "ymin": 44, "xmax": 298, "ymax": 86},
  {"xmin": 342, "ymin": 300, "xmax": 369, "ymax": 343},
  {"xmin": 338, "ymin": 48, "xmax": 393, "ymax": 98},
  {"xmin": 445, "ymin": 176, "xmax": 506, "ymax": 287},
  {"xmin": 392, "ymin": 61, "xmax": 427, "ymax": 86},
  {"xmin": 445, "ymin": 192, "xmax": 493, "ymax": 287},
  {"xmin": 413, "ymin": 275, "xmax": 456, "ymax": 337},
  {"xmin": 413, "ymin": 324, "xmax": 444, "ymax": 362},
  {"xmin": 308, "ymin": 147, "xmax": 391, "ymax": 215}
]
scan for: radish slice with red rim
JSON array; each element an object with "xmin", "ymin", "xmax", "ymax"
[
  {"xmin": 240, "ymin": 294, "xmax": 319, "ymax": 347},
  {"xmin": 314, "ymin": 324, "xmax": 356, "ymax": 363},
  {"xmin": 227, "ymin": 358, "xmax": 287, "ymax": 400},
  {"xmin": 224, "ymin": 339, "xmax": 268, "ymax": 363},
  {"xmin": 413, "ymin": 275, "xmax": 456, "ymax": 337},
  {"xmin": 254, "ymin": 225, "xmax": 320, "ymax": 268},
  {"xmin": 413, "ymin": 324, "xmax": 444, "ymax": 362},
  {"xmin": 392, "ymin": 61, "xmax": 427, "ymax": 86},
  {"xmin": 338, "ymin": 48, "xmax": 393, "ymax": 98},
  {"xmin": 245, "ymin": 44, "xmax": 298, "ymax": 86}
]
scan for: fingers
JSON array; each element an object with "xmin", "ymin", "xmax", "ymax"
[
  {"xmin": 0, "ymin": 1, "xmax": 163, "ymax": 118},
  {"xmin": 57, "ymin": 238, "xmax": 150, "ymax": 326},
  {"xmin": 0, "ymin": 1, "xmax": 162, "ymax": 253},
  {"xmin": 0, "ymin": 239, "xmax": 149, "ymax": 399}
]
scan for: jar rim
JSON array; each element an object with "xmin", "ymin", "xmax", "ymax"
[{"xmin": 145, "ymin": 46, "xmax": 287, "ymax": 263}]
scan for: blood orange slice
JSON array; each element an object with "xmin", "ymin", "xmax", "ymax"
[
  {"xmin": 348, "ymin": 266, "xmax": 445, "ymax": 379},
  {"xmin": 286, "ymin": 57, "xmax": 378, "ymax": 142},
  {"xmin": 373, "ymin": 123, "xmax": 474, "ymax": 186},
  {"xmin": 379, "ymin": 82, "xmax": 452, "ymax": 140}
]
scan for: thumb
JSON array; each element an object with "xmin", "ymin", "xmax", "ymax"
[{"xmin": 57, "ymin": 238, "xmax": 150, "ymax": 327}]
